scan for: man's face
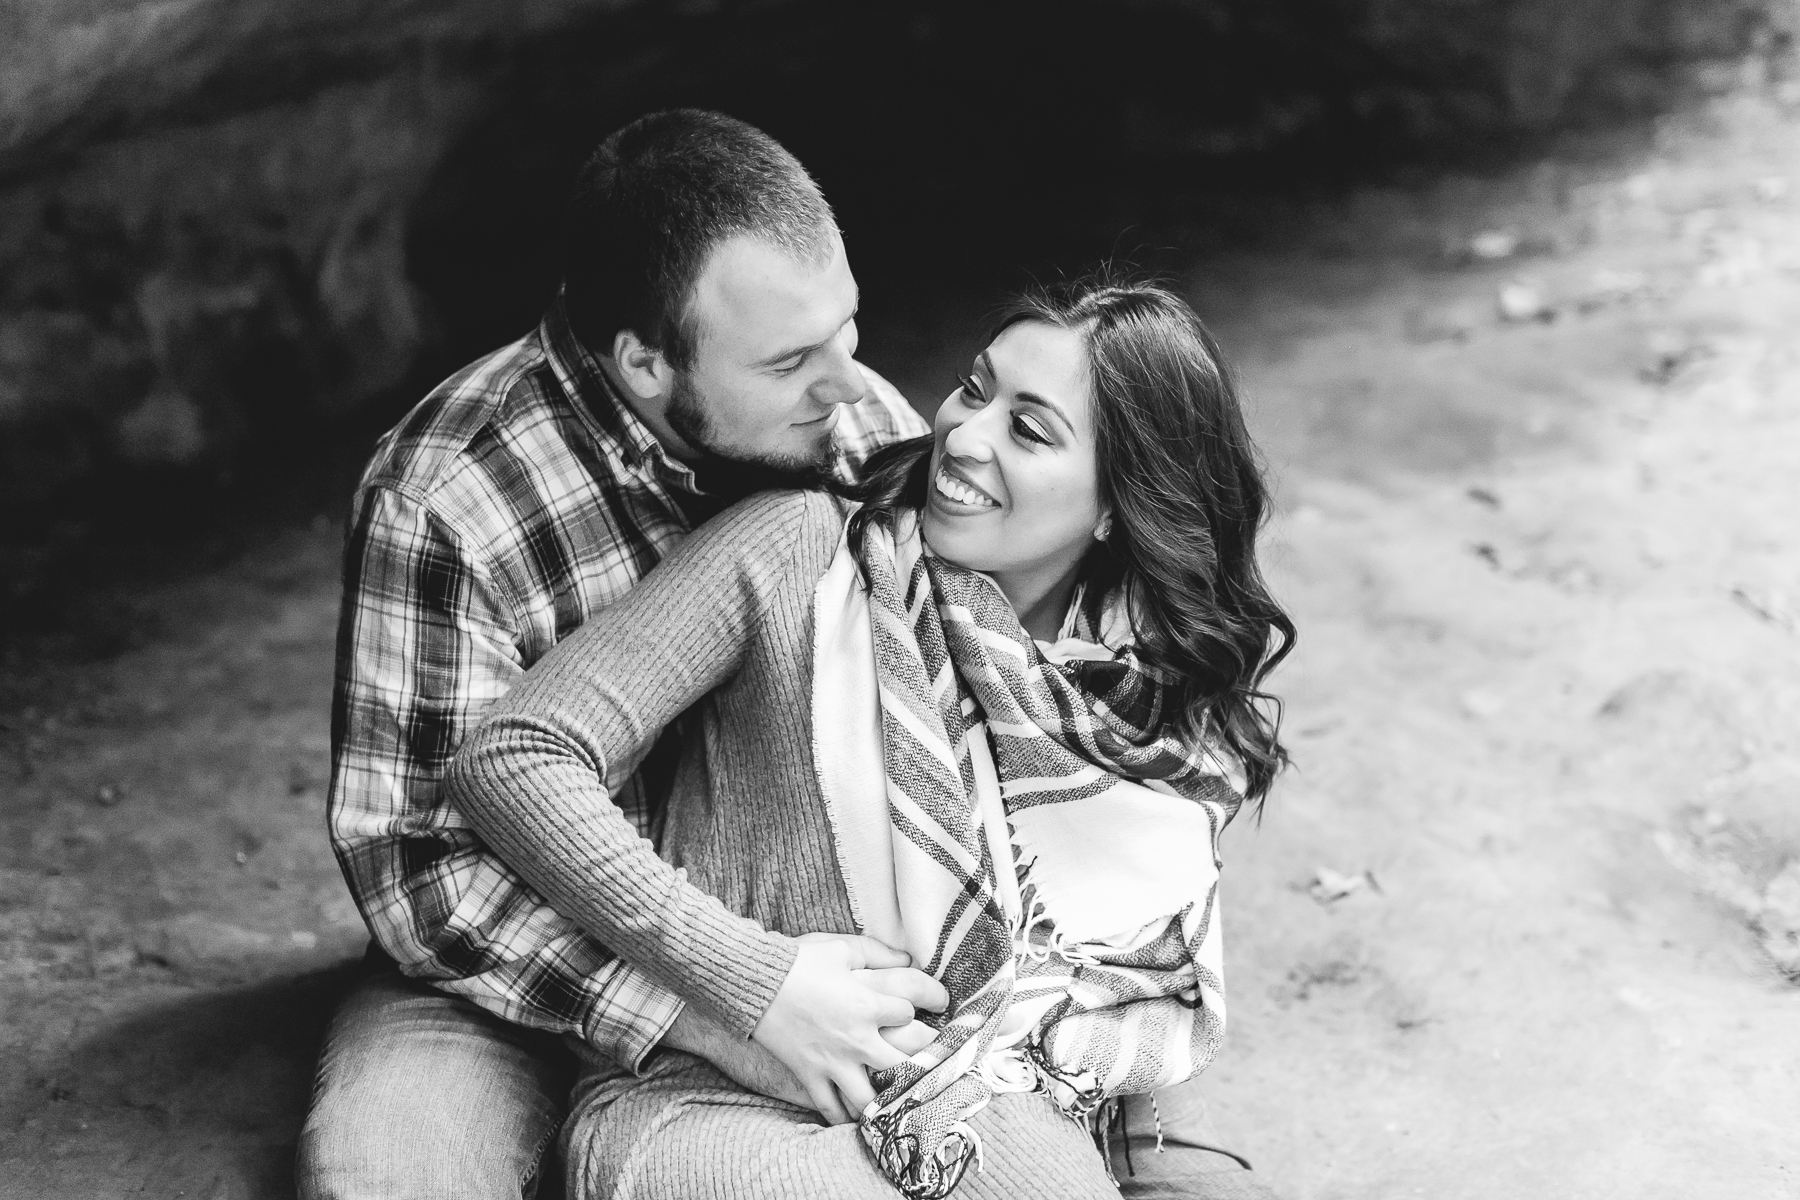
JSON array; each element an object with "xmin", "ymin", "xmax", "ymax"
[{"xmin": 667, "ymin": 232, "xmax": 864, "ymax": 471}]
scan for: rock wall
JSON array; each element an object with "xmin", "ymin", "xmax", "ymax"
[
  {"xmin": 2, "ymin": 71, "xmax": 471, "ymax": 472},
  {"xmin": 0, "ymin": 1, "xmax": 634, "ymax": 499},
  {"xmin": 0, "ymin": 0, "xmax": 1792, "ymax": 506}
]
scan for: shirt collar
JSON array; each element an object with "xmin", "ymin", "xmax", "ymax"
[{"xmin": 538, "ymin": 294, "xmax": 699, "ymax": 490}]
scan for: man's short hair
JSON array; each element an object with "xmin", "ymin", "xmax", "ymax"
[{"xmin": 562, "ymin": 109, "xmax": 839, "ymax": 370}]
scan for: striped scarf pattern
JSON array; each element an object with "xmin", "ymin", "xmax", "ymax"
[{"xmin": 855, "ymin": 519, "xmax": 1238, "ymax": 1198}]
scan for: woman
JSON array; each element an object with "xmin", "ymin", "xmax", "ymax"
[{"xmin": 446, "ymin": 276, "xmax": 1293, "ymax": 1200}]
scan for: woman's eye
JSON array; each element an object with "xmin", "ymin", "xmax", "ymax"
[
  {"xmin": 957, "ymin": 374, "xmax": 986, "ymax": 403},
  {"xmin": 1012, "ymin": 414, "xmax": 1051, "ymax": 445}
]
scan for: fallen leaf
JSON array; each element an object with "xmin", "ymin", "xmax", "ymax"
[
  {"xmin": 1465, "ymin": 486, "xmax": 1502, "ymax": 509},
  {"xmin": 1309, "ymin": 867, "xmax": 1378, "ymax": 904},
  {"xmin": 1729, "ymin": 587, "xmax": 1796, "ymax": 633}
]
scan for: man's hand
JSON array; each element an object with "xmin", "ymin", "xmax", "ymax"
[
  {"xmin": 750, "ymin": 933, "xmax": 949, "ymax": 1124},
  {"xmin": 663, "ymin": 1003, "xmax": 812, "ymax": 1110}
]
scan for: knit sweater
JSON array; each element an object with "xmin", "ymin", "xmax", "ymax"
[{"xmin": 445, "ymin": 488, "xmax": 859, "ymax": 1041}]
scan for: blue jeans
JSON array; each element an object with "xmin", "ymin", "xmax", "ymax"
[
  {"xmin": 295, "ymin": 966, "xmax": 1280, "ymax": 1200},
  {"xmin": 296, "ymin": 965, "xmax": 574, "ymax": 1200}
]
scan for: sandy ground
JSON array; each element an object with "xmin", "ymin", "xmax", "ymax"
[{"xmin": 3, "ymin": 82, "xmax": 1799, "ymax": 1199}]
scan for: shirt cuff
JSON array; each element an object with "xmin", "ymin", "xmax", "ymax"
[{"xmin": 580, "ymin": 962, "xmax": 688, "ymax": 1076}]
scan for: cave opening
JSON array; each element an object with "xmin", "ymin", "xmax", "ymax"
[{"xmin": 0, "ymin": 0, "xmax": 1787, "ymax": 645}]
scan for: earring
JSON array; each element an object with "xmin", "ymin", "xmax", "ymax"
[{"xmin": 1095, "ymin": 517, "xmax": 1112, "ymax": 542}]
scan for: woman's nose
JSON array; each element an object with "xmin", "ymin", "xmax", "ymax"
[{"xmin": 942, "ymin": 409, "xmax": 997, "ymax": 461}]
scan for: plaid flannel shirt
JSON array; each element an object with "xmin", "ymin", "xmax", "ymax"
[{"xmin": 327, "ymin": 298, "xmax": 927, "ymax": 1070}]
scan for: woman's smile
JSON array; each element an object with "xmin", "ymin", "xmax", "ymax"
[{"xmin": 931, "ymin": 464, "xmax": 1000, "ymax": 511}]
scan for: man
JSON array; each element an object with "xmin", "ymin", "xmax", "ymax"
[{"xmin": 297, "ymin": 110, "xmax": 937, "ymax": 1199}]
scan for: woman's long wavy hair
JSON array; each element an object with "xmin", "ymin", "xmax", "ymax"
[{"xmin": 846, "ymin": 274, "xmax": 1295, "ymax": 805}]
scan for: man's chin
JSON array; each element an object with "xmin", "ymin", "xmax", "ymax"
[
  {"xmin": 689, "ymin": 441, "xmax": 845, "ymax": 497},
  {"xmin": 666, "ymin": 374, "xmax": 840, "ymax": 485},
  {"xmin": 709, "ymin": 429, "xmax": 840, "ymax": 475}
]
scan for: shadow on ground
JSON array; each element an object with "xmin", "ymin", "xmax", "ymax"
[{"xmin": 3, "ymin": 965, "xmax": 362, "ymax": 1199}]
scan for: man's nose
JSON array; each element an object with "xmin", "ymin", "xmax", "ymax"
[{"xmin": 811, "ymin": 338, "xmax": 867, "ymax": 408}]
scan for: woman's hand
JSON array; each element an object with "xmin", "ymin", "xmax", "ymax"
[
  {"xmin": 752, "ymin": 933, "xmax": 949, "ymax": 1124},
  {"xmin": 668, "ymin": 997, "xmax": 937, "ymax": 1121}
]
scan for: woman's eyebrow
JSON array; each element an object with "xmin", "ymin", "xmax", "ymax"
[
  {"xmin": 978, "ymin": 353, "xmax": 1074, "ymax": 431},
  {"xmin": 1015, "ymin": 391, "xmax": 1074, "ymax": 432}
]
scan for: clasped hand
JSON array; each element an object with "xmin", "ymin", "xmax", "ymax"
[{"xmin": 751, "ymin": 932, "xmax": 948, "ymax": 1124}]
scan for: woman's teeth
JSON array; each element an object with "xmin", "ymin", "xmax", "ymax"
[{"xmin": 934, "ymin": 469, "xmax": 999, "ymax": 509}]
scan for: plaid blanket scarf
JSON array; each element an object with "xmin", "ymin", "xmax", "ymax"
[{"xmin": 855, "ymin": 517, "xmax": 1241, "ymax": 1199}]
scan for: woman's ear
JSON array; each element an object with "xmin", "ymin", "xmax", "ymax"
[
  {"xmin": 1094, "ymin": 508, "xmax": 1115, "ymax": 543},
  {"xmin": 611, "ymin": 329, "xmax": 674, "ymax": 402}
]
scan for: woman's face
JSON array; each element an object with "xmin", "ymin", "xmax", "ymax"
[{"xmin": 921, "ymin": 320, "xmax": 1104, "ymax": 587}]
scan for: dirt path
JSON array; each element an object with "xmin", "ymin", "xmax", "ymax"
[
  {"xmin": 3, "ymin": 85, "xmax": 1798, "ymax": 1199},
  {"xmin": 1205, "ymin": 87, "xmax": 1800, "ymax": 1198}
]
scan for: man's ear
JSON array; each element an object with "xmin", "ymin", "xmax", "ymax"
[{"xmin": 611, "ymin": 329, "xmax": 674, "ymax": 401}]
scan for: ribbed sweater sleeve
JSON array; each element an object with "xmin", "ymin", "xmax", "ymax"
[{"xmin": 446, "ymin": 490, "xmax": 840, "ymax": 1039}]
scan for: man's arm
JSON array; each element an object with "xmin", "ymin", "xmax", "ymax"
[{"xmin": 326, "ymin": 482, "xmax": 688, "ymax": 1071}]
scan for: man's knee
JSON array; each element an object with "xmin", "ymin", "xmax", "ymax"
[
  {"xmin": 295, "ymin": 972, "xmax": 571, "ymax": 1200},
  {"xmin": 297, "ymin": 1122, "xmax": 562, "ymax": 1200}
]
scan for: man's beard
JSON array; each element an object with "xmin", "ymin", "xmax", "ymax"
[{"xmin": 666, "ymin": 370, "xmax": 842, "ymax": 498}]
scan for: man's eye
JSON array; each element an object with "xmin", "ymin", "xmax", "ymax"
[
  {"xmin": 957, "ymin": 374, "xmax": 986, "ymax": 403},
  {"xmin": 1012, "ymin": 414, "xmax": 1051, "ymax": 445}
]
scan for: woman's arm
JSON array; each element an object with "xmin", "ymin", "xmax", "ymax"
[
  {"xmin": 451, "ymin": 490, "xmax": 945, "ymax": 1121},
  {"xmin": 446, "ymin": 492, "xmax": 832, "ymax": 1038}
]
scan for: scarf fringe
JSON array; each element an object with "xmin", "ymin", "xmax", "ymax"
[
  {"xmin": 866, "ymin": 1099, "xmax": 989, "ymax": 1200},
  {"xmin": 1014, "ymin": 881, "xmax": 1102, "ymax": 967}
]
